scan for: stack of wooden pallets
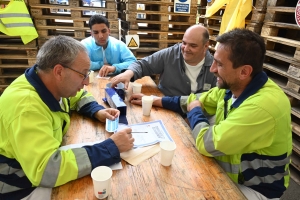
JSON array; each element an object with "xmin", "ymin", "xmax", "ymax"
[
  {"xmin": 117, "ymin": 0, "xmax": 198, "ymax": 59},
  {"xmin": 0, "ymin": 35, "xmax": 37, "ymax": 94},
  {"xmin": 28, "ymin": 0, "xmax": 119, "ymax": 46},
  {"xmin": 261, "ymin": 0, "xmax": 300, "ymax": 183},
  {"xmin": 0, "ymin": 0, "xmax": 37, "ymax": 93}
]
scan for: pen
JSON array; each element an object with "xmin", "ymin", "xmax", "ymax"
[{"xmin": 131, "ymin": 132, "xmax": 148, "ymax": 133}]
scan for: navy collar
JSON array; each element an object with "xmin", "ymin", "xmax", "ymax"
[
  {"xmin": 25, "ymin": 65, "xmax": 65, "ymax": 112},
  {"xmin": 224, "ymin": 71, "xmax": 268, "ymax": 108}
]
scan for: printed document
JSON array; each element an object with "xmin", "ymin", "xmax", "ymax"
[{"xmin": 118, "ymin": 120, "xmax": 173, "ymax": 148}]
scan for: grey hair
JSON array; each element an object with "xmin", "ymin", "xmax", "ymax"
[{"xmin": 36, "ymin": 35, "xmax": 87, "ymax": 71}]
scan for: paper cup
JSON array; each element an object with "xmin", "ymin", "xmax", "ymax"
[
  {"xmin": 91, "ymin": 166, "xmax": 112, "ymax": 199},
  {"xmin": 132, "ymin": 82, "xmax": 142, "ymax": 94},
  {"xmin": 142, "ymin": 96, "xmax": 153, "ymax": 116},
  {"xmin": 160, "ymin": 141, "xmax": 176, "ymax": 166}
]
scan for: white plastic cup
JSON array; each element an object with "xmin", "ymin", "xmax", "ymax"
[
  {"xmin": 132, "ymin": 82, "xmax": 142, "ymax": 94},
  {"xmin": 160, "ymin": 141, "xmax": 176, "ymax": 166},
  {"xmin": 91, "ymin": 166, "xmax": 112, "ymax": 199},
  {"xmin": 89, "ymin": 70, "xmax": 94, "ymax": 83},
  {"xmin": 142, "ymin": 96, "xmax": 153, "ymax": 116}
]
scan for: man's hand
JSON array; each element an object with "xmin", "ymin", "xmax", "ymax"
[
  {"xmin": 110, "ymin": 70, "xmax": 134, "ymax": 89},
  {"xmin": 110, "ymin": 128, "xmax": 135, "ymax": 152},
  {"xmin": 187, "ymin": 100, "xmax": 203, "ymax": 112},
  {"xmin": 99, "ymin": 64, "xmax": 115, "ymax": 77},
  {"xmin": 129, "ymin": 93, "xmax": 145, "ymax": 105},
  {"xmin": 94, "ymin": 108, "xmax": 120, "ymax": 122},
  {"xmin": 129, "ymin": 93, "xmax": 163, "ymax": 107}
]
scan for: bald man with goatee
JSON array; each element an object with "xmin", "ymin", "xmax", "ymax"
[{"xmin": 111, "ymin": 25, "xmax": 216, "ymax": 97}]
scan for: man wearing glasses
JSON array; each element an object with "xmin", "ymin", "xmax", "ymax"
[{"xmin": 0, "ymin": 35, "xmax": 134, "ymax": 199}]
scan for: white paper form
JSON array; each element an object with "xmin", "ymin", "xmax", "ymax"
[
  {"xmin": 118, "ymin": 120, "xmax": 173, "ymax": 148},
  {"xmin": 59, "ymin": 141, "xmax": 123, "ymax": 170}
]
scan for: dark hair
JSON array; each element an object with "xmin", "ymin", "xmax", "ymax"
[
  {"xmin": 216, "ymin": 28, "xmax": 266, "ymax": 77},
  {"xmin": 36, "ymin": 35, "xmax": 87, "ymax": 71},
  {"xmin": 202, "ymin": 27, "xmax": 209, "ymax": 45},
  {"xmin": 88, "ymin": 14, "xmax": 110, "ymax": 29}
]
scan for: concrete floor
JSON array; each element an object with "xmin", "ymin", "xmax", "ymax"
[{"xmin": 280, "ymin": 179, "xmax": 300, "ymax": 200}]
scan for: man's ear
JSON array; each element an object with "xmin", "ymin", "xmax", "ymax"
[
  {"xmin": 52, "ymin": 64, "xmax": 64, "ymax": 81},
  {"xmin": 204, "ymin": 40, "xmax": 209, "ymax": 49},
  {"xmin": 240, "ymin": 65, "xmax": 253, "ymax": 80}
]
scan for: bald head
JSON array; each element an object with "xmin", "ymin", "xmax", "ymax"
[
  {"xmin": 181, "ymin": 25, "xmax": 210, "ymax": 65},
  {"xmin": 184, "ymin": 25, "xmax": 209, "ymax": 45}
]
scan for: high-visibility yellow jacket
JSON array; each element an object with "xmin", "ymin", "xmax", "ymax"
[
  {"xmin": 205, "ymin": 0, "xmax": 252, "ymax": 35},
  {"xmin": 0, "ymin": 66, "xmax": 121, "ymax": 199},
  {"xmin": 186, "ymin": 72, "xmax": 292, "ymax": 198},
  {"xmin": 0, "ymin": 0, "xmax": 38, "ymax": 44}
]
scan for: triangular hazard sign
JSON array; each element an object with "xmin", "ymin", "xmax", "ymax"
[{"xmin": 128, "ymin": 37, "xmax": 138, "ymax": 47}]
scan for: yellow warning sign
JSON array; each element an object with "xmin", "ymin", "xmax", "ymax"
[{"xmin": 128, "ymin": 37, "xmax": 138, "ymax": 48}]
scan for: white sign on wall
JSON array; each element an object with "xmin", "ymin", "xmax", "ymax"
[{"xmin": 174, "ymin": 0, "xmax": 191, "ymax": 14}]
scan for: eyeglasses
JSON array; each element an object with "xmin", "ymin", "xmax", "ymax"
[{"xmin": 61, "ymin": 64, "xmax": 91, "ymax": 81}]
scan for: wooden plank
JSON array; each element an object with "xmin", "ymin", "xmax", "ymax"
[
  {"xmin": 264, "ymin": 22, "xmax": 300, "ymax": 30},
  {"xmin": 0, "ymin": 37, "xmax": 37, "ymax": 48},
  {"xmin": 125, "ymin": 10, "xmax": 197, "ymax": 17},
  {"xmin": 29, "ymin": 3, "xmax": 117, "ymax": 11},
  {"xmin": 0, "ymin": 45, "xmax": 37, "ymax": 50},
  {"xmin": 128, "ymin": 0, "xmax": 198, "ymax": 5},
  {"xmin": 290, "ymin": 165, "xmax": 300, "ymax": 185},
  {"xmin": 129, "ymin": 29, "xmax": 185, "ymax": 34},
  {"xmin": 292, "ymin": 107, "xmax": 300, "ymax": 119},
  {"xmin": 266, "ymin": 50, "xmax": 300, "ymax": 67},
  {"xmin": 130, "ymin": 19, "xmax": 193, "ymax": 26},
  {"xmin": 0, "ymin": 74, "xmax": 24, "ymax": 78},
  {"xmin": 264, "ymin": 36, "xmax": 300, "ymax": 48},
  {"xmin": 267, "ymin": 6, "xmax": 296, "ymax": 13},
  {"xmin": 34, "ymin": 21, "xmax": 119, "ymax": 31},
  {"xmin": 206, "ymin": 25, "xmax": 220, "ymax": 31},
  {"xmin": 263, "ymin": 62, "xmax": 290, "ymax": 79},
  {"xmin": 0, "ymin": 64, "xmax": 30, "ymax": 69},
  {"xmin": 283, "ymin": 87, "xmax": 300, "ymax": 102},
  {"xmin": 0, "ymin": 51, "xmax": 38, "ymax": 58},
  {"xmin": 292, "ymin": 121, "xmax": 300, "ymax": 134},
  {"xmin": 291, "ymin": 152, "xmax": 300, "ymax": 172}
]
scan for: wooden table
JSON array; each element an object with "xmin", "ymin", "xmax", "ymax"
[{"xmin": 51, "ymin": 76, "xmax": 246, "ymax": 200}]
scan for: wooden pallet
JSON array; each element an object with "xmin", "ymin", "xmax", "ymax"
[
  {"xmin": 0, "ymin": 67, "xmax": 31, "ymax": 93},
  {"xmin": 262, "ymin": 5, "xmax": 298, "ymax": 38},
  {"xmin": 117, "ymin": 0, "xmax": 197, "ymax": 23},
  {"xmin": 0, "ymin": 31, "xmax": 38, "ymax": 93},
  {"xmin": 120, "ymin": 19, "xmax": 191, "ymax": 32},
  {"xmin": 29, "ymin": 0, "xmax": 119, "ymax": 40},
  {"xmin": 264, "ymin": 36, "xmax": 300, "ymax": 67},
  {"xmin": 0, "ymin": 34, "xmax": 37, "ymax": 48},
  {"xmin": 121, "ymin": 12, "xmax": 197, "ymax": 25}
]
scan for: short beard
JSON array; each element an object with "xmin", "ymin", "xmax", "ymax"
[{"xmin": 217, "ymin": 80, "xmax": 230, "ymax": 89}]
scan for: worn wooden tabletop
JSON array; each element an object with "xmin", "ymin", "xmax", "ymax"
[{"xmin": 51, "ymin": 75, "xmax": 246, "ymax": 200}]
